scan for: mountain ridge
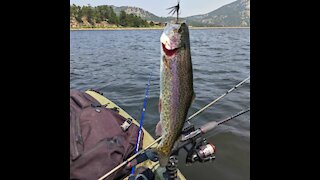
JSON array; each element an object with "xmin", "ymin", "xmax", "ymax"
[
  {"xmin": 109, "ymin": 0, "xmax": 250, "ymax": 27},
  {"xmin": 70, "ymin": 0, "xmax": 250, "ymax": 27},
  {"xmin": 187, "ymin": 0, "xmax": 250, "ymax": 27}
]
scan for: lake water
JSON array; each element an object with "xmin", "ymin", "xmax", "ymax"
[{"xmin": 70, "ymin": 28, "xmax": 250, "ymax": 180}]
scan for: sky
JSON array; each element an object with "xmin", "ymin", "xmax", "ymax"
[{"xmin": 69, "ymin": 0, "xmax": 237, "ymax": 17}]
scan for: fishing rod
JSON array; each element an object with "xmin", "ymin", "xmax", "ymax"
[
  {"xmin": 181, "ymin": 108, "xmax": 250, "ymax": 142},
  {"xmin": 131, "ymin": 108, "xmax": 251, "ymax": 173},
  {"xmin": 166, "ymin": 108, "xmax": 250, "ymax": 167},
  {"xmin": 98, "ymin": 76, "xmax": 250, "ymax": 179},
  {"xmin": 187, "ymin": 76, "xmax": 250, "ymax": 121},
  {"xmin": 131, "ymin": 74, "xmax": 152, "ymax": 175}
]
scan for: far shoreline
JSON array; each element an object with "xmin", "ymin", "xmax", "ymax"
[{"xmin": 70, "ymin": 26, "xmax": 250, "ymax": 31}]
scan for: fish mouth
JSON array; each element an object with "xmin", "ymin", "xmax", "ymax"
[{"xmin": 162, "ymin": 43, "xmax": 178, "ymax": 57}]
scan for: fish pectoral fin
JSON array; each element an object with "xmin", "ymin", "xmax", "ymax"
[{"xmin": 155, "ymin": 120, "xmax": 163, "ymax": 137}]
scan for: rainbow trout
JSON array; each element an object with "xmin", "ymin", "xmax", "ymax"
[{"xmin": 155, "ymin": 22, "xmax": 195, "ymax": 167}]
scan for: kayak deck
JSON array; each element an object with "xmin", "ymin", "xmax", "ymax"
[{"xmin": 85, "ymin": 90, "xmax": 186, "ymax": 180}]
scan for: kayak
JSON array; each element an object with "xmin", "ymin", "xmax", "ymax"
[{"xmin": 85, "ymin": 89, "xmax": 186, "ymax": 180}]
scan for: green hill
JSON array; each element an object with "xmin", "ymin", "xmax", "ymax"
[{"xmin": 70, "ymin": 0, "xmax": 250, "ymax": 28}]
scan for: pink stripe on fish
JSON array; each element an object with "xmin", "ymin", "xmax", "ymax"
[{"xmin": 170, "ymin": 60, "xmax": 179, "ymax": 130}]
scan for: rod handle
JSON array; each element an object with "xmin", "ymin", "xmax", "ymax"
[{"xmin": 200, "ymin": 121, "xmax": 218, "ymax": 133}]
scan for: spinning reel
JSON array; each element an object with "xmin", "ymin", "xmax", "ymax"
[{"xmin": 172, "ymin": 123, "xmax": 216, "ymax": 165}]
